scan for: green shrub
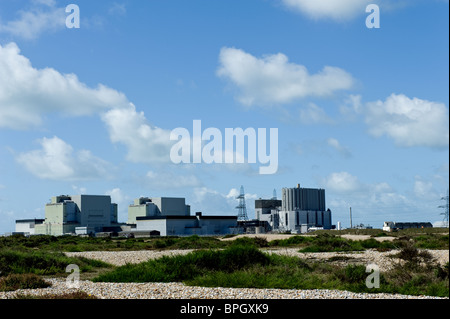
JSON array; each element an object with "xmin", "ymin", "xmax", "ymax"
[
  {"xmin": 0, "ymin": 274, "xmax": 51, "ymax": 292},
  {"xmin": 0, "ymin": 249, "xmax": 111, "ymax": 276}
]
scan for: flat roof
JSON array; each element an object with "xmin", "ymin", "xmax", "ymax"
[
  {"xmin": 15, "ymin": 219, "xmax": 45, "ymax": 223},
  {"xmin": 136, "ymin": 215, "xmax": 237, "ymax": 221}
]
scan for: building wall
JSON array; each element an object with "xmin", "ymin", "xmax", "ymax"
[
  {"xmin": 45, "ymin": 203, "xmax": 65, "ymax": 224},
  {"xmin": 166, "ymin": 218, "xmax": 198, "ymax": 236},
  {"xmin": 128, "ymin": 203, "xmax": 158, "ymax": 224},
  {"xmin": 135, "ymin": 216, "xmax": 237, "ymax": 236},
  {"xmin": 282, "ymin": 187, "xmax": 325, "ymax": 211},
  {"xmin": 136, "ymin": 219, "xmax": 167, "ymax": 235},
  {"xmin": 198, "ymin": 218, "xmax": 236, "ymax": 235},
  {"xmin": 15, "ymin": 219, "xmax": 44, "ymax": 235},
  {"xmin": 71, "ymin": 195, "xmax": 112, "ymax": 229},
  {"xmin": 152, "ymin": 197, "xmax": 189, "ymax": 216}
]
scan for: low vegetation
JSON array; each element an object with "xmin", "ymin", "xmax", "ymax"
[
  {"xmin": 0, "ymin": 229, "xmax": 448, "ymax": 297},
  {"xmin": 0, "ymin": 274, "xmax": 51, "ymax": 292},
  {"xmin": 0, "ymin": 249, "xmax": 110, "ymax": 277},
  {"xmin": 93, "ymin": 241, "xmax": 449, "ymax": 297},
  {"xmin": 1, "ymin": 228, "xmax": 448, "ymax": 252}
]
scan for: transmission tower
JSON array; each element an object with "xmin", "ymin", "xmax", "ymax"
[
  {"xmin": 438, "ymin": 189, "xmax": 449, "ymax": 227},
  {"xmin": 236, "ymin": 185, "xmax": 249, "ymax": 221}
]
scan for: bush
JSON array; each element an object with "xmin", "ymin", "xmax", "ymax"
[
  {"xmin": 0, "ymin": 274, "xmax": 51, "ymax": 292},
  {"xmin": 93, "ymin": 245, "xmax": 270, "ymax": 283},
  {"xmin": 299, "ymin": 234, "xmax": 363, "ymax": 252},
  {"xmin": 0, "ymin": 249, "xmax": 111, "ymax": 276}
]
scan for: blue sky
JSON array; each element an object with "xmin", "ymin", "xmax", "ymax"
[{"xmin": 0, "ymin": 0, "xmax": 448, "ymax": 234}]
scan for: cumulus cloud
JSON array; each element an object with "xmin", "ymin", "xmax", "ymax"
[
  {"xmin": 323, "ymin": 171, "xmax": 364, "ymax": 193},
  {"xmin": 0, "ymin": 42, "xmax": 131, "ymax": 130},
  {"xmin": 327, "ymin": 138, "xmax": 352, "ymax": 158},
  {"xmin": 101, "ymin": 105, "xmax": 174, "ymax": 164},
  {"xmin": 190, "ymin": 187, "xmax": 258, "ymax": 217},
  {"xmin": 299, "ymin": 103, "xmax": 335, "ymax": 124},
  {"xmin": 146, "ymin": 170, "xmax": 201, "ymax": 189},
  {"xmin": 16, "ymin": 136, "xmax": 115, "ymax": 181},
  {"xmin": 0, "ymin": 0, "xmax": 66, "ymax": 39},
  {"xmin": 217, "ymin": 47, "xmax": 354, "ymax": 107},
  {"xmin": 365, "ymin": 94, "xmax": 449, "ymax": 148},
  {"xmin": 280, "ymin": 0, "xmax": 374, "ymax": 21}
]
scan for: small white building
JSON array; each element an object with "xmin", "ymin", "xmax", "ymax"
[{"xmin": 15, "ymin": 219, "xmax": 45, "ymax": 235}]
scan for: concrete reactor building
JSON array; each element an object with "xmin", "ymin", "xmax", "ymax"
[
  {"xmin": 256, "ymin": 184, "xmax": 332, "ymax": 233},
  {"xmin": 128, "ymin": 197, "xmax": 237, "ymax": 236},
  {"xmin": 16, "ymin": 195, "xmax": 119, "ymax": 236}
]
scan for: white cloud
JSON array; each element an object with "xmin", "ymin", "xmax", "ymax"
[
  {"xmin": 327, "ymin": 138, "xmax": 352, "ymax": 158},
  {"xmin": 105, "ymin": 187, "xmax": 131, "ymax": 223},
  {"xmin": 323, "ymin": 171, "xmax": 364, "ymax": 193},
  {"xmin": 101, "ymin": 105, "xmax": 174, "ymax": 163},
  {"xmin": 299, "ymin": 103, "xmax": 334, "ymax": 124},
  {"xmin": 365, "ymin": 94, "xmax": 449, "ymax": 148},
  {"xmin": 108, "ymin": 3, "xmax": 127, "ymax": 16},
  {"xmin": 0, "ymin": 1, "xmax": 65, "ymax": 39},
  {"xmin": 0, "ymin": 42, "xmax": 131, "ymax": 130},
  {"xmin": 190, "ymin": 187, "xmax": 258, "ymax": 217},
  {"xmin": 280, "ymin": 0, "xmax": 370, "ymax": 21},
  {"xmin": 217, "ymin": 47, "xmax": 354, "ymax": 106},
  {"xmin": 146, "ymin": 170, "xmax": 201, "ymax": 189},
  {"xmin": 16, "ymin": 136, "xmax": 115, "ymax": 181}
]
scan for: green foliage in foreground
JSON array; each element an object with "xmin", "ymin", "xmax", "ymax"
[
  {"xmin": 93, "ymin": 243, "xmax": 449, "ymax": 297},
  {"xmin": 0, "ymin": 249, "xmax": 111, "ymax": 277},
  {"xmin": 1, "ymin": 229, "xmax": 448, "ymax": 252},
  {"xmin": 0, "ymin": 274, "xmax": 51, "ymax": 292}
]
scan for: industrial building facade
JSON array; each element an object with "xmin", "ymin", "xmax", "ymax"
[
  {"xmin": 128, "ymin": 197, "xmax": 190, "ymax": 224},
  {"xmin": 16, "ymin": 195, "xmax": 119, "ymax": 236},
  {"xmin": 256, "ymin": 184, "xmax": 332, "ymax": 233},
  {"xmin": 135, "ymin": 213, "xmax": 237, "ymax": 236},
  {"xmin": 14, "ymin": 184, "xmax": 330, "ymax": 236},
  {"xmin": 129, "ymin": 197, "xmax": 236, "ymax": 236}
]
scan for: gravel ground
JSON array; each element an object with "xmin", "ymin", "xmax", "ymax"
[
  {"xmin": 1, "ymin": 248, "xmax": 448, "ymax": 300},
  {"xmin": 0, "ymin": 278, "xmax": 446, "ymax": 299}
]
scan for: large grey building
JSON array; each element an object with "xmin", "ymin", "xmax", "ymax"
[
  {"xmin": 256, "ymin": 184, "xmax": 332, "ymax": 233},
  {"xmin": 128, "ymin": 197, "xmax": 190, "ymax": 224},
  {"xmin": 129, "ymin": 197, "xmax": 237, "ymax": 236},
  {"xmin": 26, "ymin": 195, "xmax": 119, "ymax": 236}
]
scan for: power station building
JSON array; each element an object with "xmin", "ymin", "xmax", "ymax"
[
  {"xmin": 256, "ymin": 184, "xmax": 332, "ymax": 233},
  {"xmin": 129, "ymin": 197, "xmax": 237, "ymax": 236},
  {"xmin": 14, "ymin": 185, "xmax": 331, "ymax": 236},
  {"xmin": 16, "ymin": 195, "xmax": 120, "ymax": 236}
]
